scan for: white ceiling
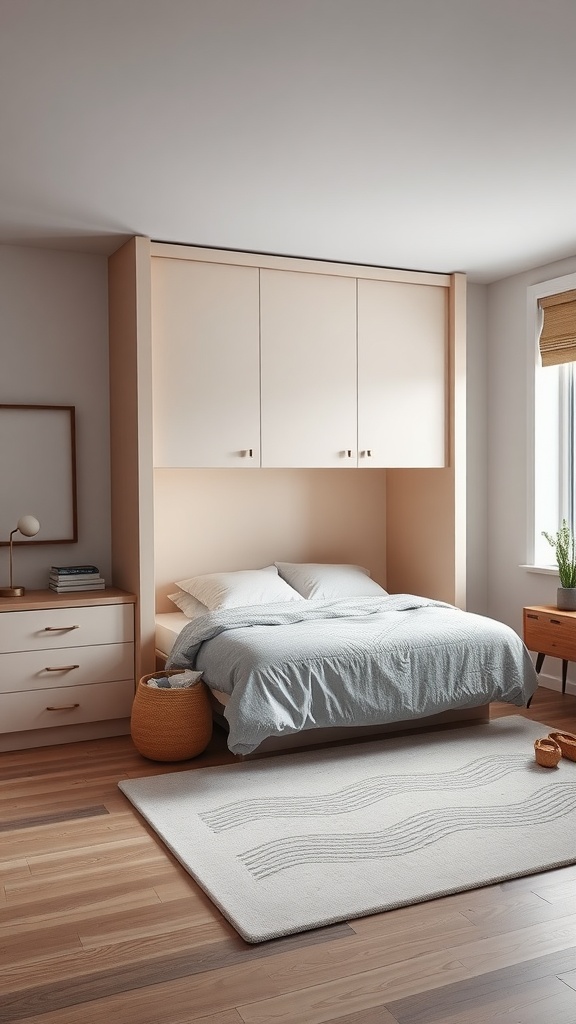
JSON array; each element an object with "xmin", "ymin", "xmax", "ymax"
[{"xmin": 2, "ymin": 0, "xmax": 576, "ymax": 283}]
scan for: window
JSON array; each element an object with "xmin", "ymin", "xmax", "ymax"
[{"xmin": 531, "ymin": 274, "xmax": 576, "ymax": 566}]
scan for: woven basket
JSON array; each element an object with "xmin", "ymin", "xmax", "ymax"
[
  {"xmin": 548, "ymin": 731, "xmax": 576, "ymax": 761},
  {"xmin": 131, "ymin": 670, "xmax": 213, "ymax": 762},
  {"xmin": 534, "ymin": 737, "xmax": 562, "ymax": 768}
]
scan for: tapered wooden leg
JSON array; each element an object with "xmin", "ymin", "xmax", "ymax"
[
  {"xmin": 535, "ymin": 652, "xmax": 545, "ymax": 673},
  {"xmin": 562, "ymin": 660, "xmax": 568, "ymax": 694}
]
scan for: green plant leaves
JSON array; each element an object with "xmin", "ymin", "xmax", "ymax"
[{"xmin": 542, "ymin": 519, "xmax": 576, "ymax": 588}]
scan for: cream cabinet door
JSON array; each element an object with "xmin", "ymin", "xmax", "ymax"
[
  {"xmin": 151, "ymin": 258, "xmax": 260, "ymax": 467},
  {"xmin": 260, "ymin": 269, "xmax": 357, "ymax": 467},
  {"xmin": 357, "ymin": 279, "xmax": 447, "ymax": 468}
]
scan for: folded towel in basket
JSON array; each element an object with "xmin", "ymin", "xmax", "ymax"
[{"xmin": 147, "ymin": 669, "xmax": 203, "ymax": 689}]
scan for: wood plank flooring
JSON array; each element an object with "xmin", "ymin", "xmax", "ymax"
[{"xmin": 1, "ymin": 686, "xmax": 576, "ymax": 1024}]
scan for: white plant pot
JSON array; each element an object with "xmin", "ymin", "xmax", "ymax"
[{"xmin": 557, "ymin": 587, "xmax": 576, "ymax": 611}]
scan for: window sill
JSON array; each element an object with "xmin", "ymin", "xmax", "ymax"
[{"xmin": 520, "ymin": 564, "xmax": 559, "ymax": 575}]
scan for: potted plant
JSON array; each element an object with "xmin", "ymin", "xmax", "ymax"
[{"xmin": 542, "ymin": 519, "xmax": 576, "ymax": 610}]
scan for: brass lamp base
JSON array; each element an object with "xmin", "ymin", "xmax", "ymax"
[{"xmin": 0, "ymin": 586, "xmax": 25, "ymax": 597}]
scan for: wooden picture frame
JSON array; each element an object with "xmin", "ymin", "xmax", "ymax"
[{"xmin": 0, "ymin": 404, "xmax": 78, "ymax": 545}]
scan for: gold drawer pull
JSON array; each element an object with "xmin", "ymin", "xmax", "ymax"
[
  {"xmin": 42, "ymin": 625, "xmax": 80, "ymax": 632},
  {"xmin": 44, "ymin": 665, "xmax": 80, "ymax": 672},
  {"xmin": 46, "ymin": 703, "xmax": 80, "ymax": 711}
]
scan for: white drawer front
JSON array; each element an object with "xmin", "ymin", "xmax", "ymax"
[
  {"xmin": 0, "ymin": 679, "xmax": 135, "ymax": 733},
  {"xmin": 0, "ymin": 643, "xmax": 134, "ymax": 693},
  {"xmin": 0, "ymin": 604, "xmax": 134, "ymax": 654}
]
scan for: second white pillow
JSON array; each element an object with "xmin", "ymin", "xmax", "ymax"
[{"xmin": 274, "ymin": 562, "xmax": 388, "ymax": 600}]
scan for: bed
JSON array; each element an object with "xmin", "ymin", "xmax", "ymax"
[{"xmin": 155, "ymin": 564, "xmax": 539, "ymax": 757}]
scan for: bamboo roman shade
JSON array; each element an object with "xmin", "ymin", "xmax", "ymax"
[{"xmin": 538, "ymin": 289, "xmax": 576, "ymax": 367}]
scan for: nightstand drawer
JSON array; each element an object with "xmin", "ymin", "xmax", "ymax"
[
  {"xmin": 0, "ymin": 604, "xmax": 134, "ymax": 653},
  {"xmin": 523, "ymin": 610, "xmax": 576, "ymax": 660},
  {"xmin": 0, "ymin": 679, "xmax": 135, "ymax": 732},
  {"xmin": 0, "ymin": 643, "xmax": 134, "ymax": 693}
]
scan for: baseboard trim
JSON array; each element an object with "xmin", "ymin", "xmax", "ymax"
[{"xmin": 0, "ymin": 718, "xmax": 131, "ymax": 752}]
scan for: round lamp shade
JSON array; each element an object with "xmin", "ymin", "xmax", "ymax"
[{"xmin": 17, "ymin": 515, "xmax": 40, "ymax": 538}]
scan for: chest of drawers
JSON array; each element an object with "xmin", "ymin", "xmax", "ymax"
[{"xmin": 0, "ymin": 589, "xmax": 136, "ymax": 739}]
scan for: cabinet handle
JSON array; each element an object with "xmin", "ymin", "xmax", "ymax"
[
  {"xmin": 360, "ymin": 450, "xmax": 373, "ymax": 458},
  {"xmin": 550, "ymin": 619, "xmax": 562, "ymax": 625},
  {"xmin": 44, "ymin": 665, "xmax": 80, "ymax": 672},
  {"xmin": 526, "ymin": 613, "xmax": 538, "ymax": 619},
  {"xmin": 43, "ymin": 625, "xmax": 80, "ymax": 632},
  {"xmin": 46, "ymin": 703, "xmax": 80, "ymax": 711},
  {"xmin": 342, "ymin": 449, "xmax": 353, "ymax": 458},
  {"xmin": 241, "ymin": 449, "xmax": 254, "ymax": 458}
]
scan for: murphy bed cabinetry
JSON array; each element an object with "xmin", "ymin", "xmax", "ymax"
[
  {"xmin": 108, "ymin": 237, "xmax": 466, "ymax": 678},
  {"xmin": 150, "ymin": 249, "xmax": 448, "ymax": 470}
]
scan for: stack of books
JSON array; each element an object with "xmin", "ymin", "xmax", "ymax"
[{"xmin": 49, "ymin": 565, "xmax": 106, "ymax": 593}]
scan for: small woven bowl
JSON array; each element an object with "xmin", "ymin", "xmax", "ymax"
[
  {"xmin": 534, "ymin": 737, "xmax": 562, "ymax": 768},
  {"xmin": 548, "ymin": 731, "xmax": 576, "ymax": 761}
]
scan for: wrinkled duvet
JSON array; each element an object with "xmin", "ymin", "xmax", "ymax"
[{"xmin": 166, "ymin": 595, "xmax": 539, "ymax": 755}]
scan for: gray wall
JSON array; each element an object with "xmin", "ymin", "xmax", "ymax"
[{"xmin": 1, "ymin": 244, "xmax": 111, "ymax": 589}]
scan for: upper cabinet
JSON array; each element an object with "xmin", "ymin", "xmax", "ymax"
[
  {"xmin": 151, "ymin": 258, "xmax": 260, "ymax": 468},
  {"xmin": 260, "ymin": 269, "xmax": 357, "ymax": 468},
  {"xmin": 357, "ymin": 279, "xmax": 447, "ymax": 468},
  {"xmin": 150, "ymin": 248, "xmax": 451, "ymax": 470}
]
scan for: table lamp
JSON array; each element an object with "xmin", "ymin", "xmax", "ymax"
[{"xmin": 0, "ymin": 515, "xmax": 41, "ymax": 597}]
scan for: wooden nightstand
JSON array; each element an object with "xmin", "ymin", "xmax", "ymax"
[{"xmin": 523, "ymin": 605, "xmax": 576, "ymax": 693}]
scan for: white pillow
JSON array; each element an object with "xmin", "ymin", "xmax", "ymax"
[
  {"xmin": 274, "ymin": 562, "xmax": 388, "ymax": 600},
  {"xmin": 167, "ymin": 589, "xmax": 209, "ymax": 619},
  {"xmin": 175, "ymin": 566, "xmax": 305, "ymax": 611}
]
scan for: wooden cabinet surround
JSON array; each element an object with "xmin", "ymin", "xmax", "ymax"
[{"xmin": 108, "ymin": 237, "xmax": 466, "ymax": 678}]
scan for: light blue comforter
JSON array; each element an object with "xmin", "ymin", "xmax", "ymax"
[{"xmin": 166, "ymin": 595, "xmax": 538, "ymax": 755}]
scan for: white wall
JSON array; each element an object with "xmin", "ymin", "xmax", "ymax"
[
  {"xmin": 1, "ymin": 244, "xmax": 111, "ymax": 590},
  {"xmin": 466, "ymin": 282, "xmax": 488, "ymax": 615},
  {"xmin": 487, "ymin": 251, "xmax": 576, "ymax": 691}
]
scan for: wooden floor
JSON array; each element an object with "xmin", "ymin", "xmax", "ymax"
[{"xmin": 2, "ymin": 687, "xmax": 576, "ymax": 1024}]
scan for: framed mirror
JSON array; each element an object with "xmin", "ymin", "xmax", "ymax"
[{"xmin": 0, "ymin": 404, "xmax": 78, "ymax": 545}]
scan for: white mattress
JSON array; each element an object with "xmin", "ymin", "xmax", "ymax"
[
  {"xmin": 155, "ymin": 611, "xmax": 229, "ymax": 707},
  {"xmin": 155, "ymin": 611, "xmax": 189, "ymax": 657}
]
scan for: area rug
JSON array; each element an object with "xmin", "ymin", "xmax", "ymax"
[{"xmin": 118, "ymin": 716, "xmax": 576, "ymax": 942}]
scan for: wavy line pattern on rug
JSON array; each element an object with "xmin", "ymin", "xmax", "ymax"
[
  {"xmin": 239, "ymin": 783, "xmax": 576, "ymax": 878},
  {"xmin": 199, "ymin": 754, "xmax": 529, "ymax": 832}
]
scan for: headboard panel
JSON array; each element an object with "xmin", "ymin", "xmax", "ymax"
[{"xmin": 154, "ymin": 468, "xmax": 387, "ymax": 611}]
